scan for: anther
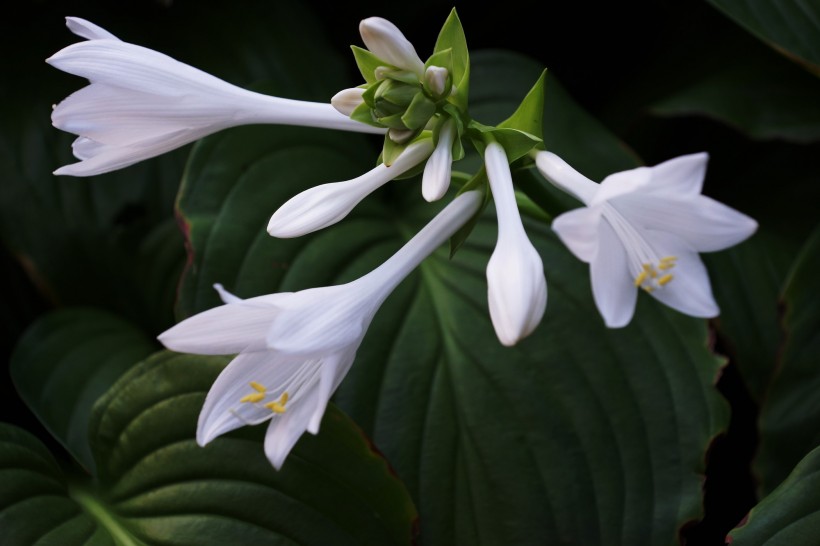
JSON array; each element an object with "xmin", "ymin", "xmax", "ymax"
[
  {"xmin": 658, "ymin": 274, "xmax": 674, "ymax": 286},
  {"xmin": 240, "ymin": 393, "xmax": 265, "ymax": 404},
  {"xmin": 250, "ymin": 381, "xmax": 266, "ymax": 393},
  {"xmin": 265, "ymin": 402, "xmax": 287, "ymax": 414}
]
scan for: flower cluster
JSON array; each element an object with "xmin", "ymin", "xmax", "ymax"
[{"xmin": 48, "ymin": 12, "xmax": 756, "ymax": 469}]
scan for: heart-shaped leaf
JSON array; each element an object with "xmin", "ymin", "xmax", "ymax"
[
  {"xmin": 9, "ymin": 307, "xmax": 157, "ymax": 473},
  {"xmin": 1, "ymin": 352, "xmax": 418, "ymax": 545},
  {"xmin": 174, "ymin": 51, "xmax": 728, "ymax": 545}
]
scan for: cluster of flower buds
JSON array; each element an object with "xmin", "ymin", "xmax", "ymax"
[{"xmin": 47, "ymin": 10, "xmax": 757, "ymax": 470}]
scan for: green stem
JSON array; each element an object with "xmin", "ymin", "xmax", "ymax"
[{"xmin": 69, "ymin": 483, "xmax": 148, "ymax": 546}]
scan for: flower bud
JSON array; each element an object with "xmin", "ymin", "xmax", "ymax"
[
  {"xmin": 331, "ymin": 87, "xmax": 366, "ymax": 116},
  {"xmin": 359, "ymin": 17, "xmax": 425, "ymax": 77}
]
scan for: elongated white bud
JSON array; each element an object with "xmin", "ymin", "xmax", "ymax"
[
  {"xmin": 422, "ymin": 119, "xmax": 455, "ymax": 202},
  {"xmin": 331, "ymin": 87, "xmax": 366, "ymax": 116},
  {"xmin": 485, "ymin": 142, "xmax": 547, "ymax": 346},
  {"xmin": 359, "ymin": 17, "xmax": 425, "ymax": 77},
  {"xmin": 268, "ymin": 139, "xmax": 434, "ymax": 238}
]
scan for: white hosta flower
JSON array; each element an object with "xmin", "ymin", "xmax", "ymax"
[
  {"xmin": 159, "ymin": 191, "xmax": 481, "ymax": 469},
  {"xmin": 48, "ymin": 17, "xmax": 384, "ymax": 177},
  {"xmin": 485, "ymin": 142, "xmax": 547, "ymax": 346},
  {"xmin": 268, "ymin": 139, "xmax": 434, "ymax": 237},
  {"xmin": 359, "ymin": 17, "xmax": 425, "ymax": 77},
  {"xmin": 422, "ymin": 119, "xmax": 455, "ymax": 202},
  {"xmin": 535, "ymin": 151, "xmax": 758, "ymax": 328}
]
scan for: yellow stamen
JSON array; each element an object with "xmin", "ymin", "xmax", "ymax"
[
  {"xmin": 265, "ymin": 402, "xmax": 287, "ymax": 414},
  {"xmin": 642, "ymin": 285, "xmax": 655, "ymax": 293},
  {"xmin": 240, "ymin": 392, "xmax": 265, "ymax": 404},
  {"xmin": 249, "ymin": 381, "xmax": 266, "ymax": 393},
  {"xmin": 658, "ymin": 274, "xmax": 674, "ymax": 286},
  {"xmin": 634, "ymin": 270, "xmax": 648, "ymax": 287},
  {"xmin": 279, "ymin": 392, "xmax": 289, "ymax": 405},
  {"xmin": 658, "ymin": 262, "xmax": 674, "ymax": 271},
  {"xmin": 660, "ymin": 255, "xmax": 677, "ymax": 263}
]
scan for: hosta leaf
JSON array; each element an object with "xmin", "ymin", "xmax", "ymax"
[
  {"xmin": 174, "ymin": 51, "xmax": 728, "ymax": 545},
  {"xmin": 9, "ymin": 308, "xmax": 156, "ymax": 473},
  {"xmin": 703, "ymin": 231, "xmax": 796, "ymax": 402},
  {"xmin": 728, "ymin": 445, "xmax": 820, "ymax": 545},
  {"xmin": 651, "ymin": 54, "xmax": 820, "ymax": 143},
  {"xmin": 0, "ymin": 423, "xmax": 104, "ymax": 545},
  {"xmin": 705, "ymin": 0, "xmax": 820, "ymax": 74},
  {"xmin": 755, "ymin": 223, "xmax": 820, "ymax": 493},
  {"xmin": 0, "ymin": 353, "xmax": 418, "ymax": 545}
]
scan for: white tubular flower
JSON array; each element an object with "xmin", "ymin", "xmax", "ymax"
[
  {"xmin": 359, "ymin": 17, "xmax": 425, "ymax": 77},
  {"xmin": 535, "ymin": 151, "xmax": 758, "ymax": 328},
  {"xmin": 48, "ymin": 17, "xmax": 384, "ymax": 177},
  {"xmin": 268, "ymin": 139, "xmax": 434, "ymax": 237},
  {"xmin": 422, "ymin": 119, "xmax": 455, "ymax": 202},
  {"xmin": 485, "ymin": 142, "xmax": 548, "ymax": 346},
  {"xmin": 331, "ymin": 87, "xmax": 366, "ymax": 116},
  {"xmin": 158, "ymin": 191, "xmax": 481, "ymax": 469}
]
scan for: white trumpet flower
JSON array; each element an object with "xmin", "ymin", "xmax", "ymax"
[
  {"xmin": 485, "ymin": 142, "xmax": 547, "ymax": 346},
  {"xmin": 422, "ymin": 119, "xmax": 455, "ymax": 202},
  {"xmin": 359, "ymin": 17, "xmax": 425, "ymax": 77},
  {"xmin": 535, "ymin": 151, "xmax": 758, "ymax": 328},
  {"xmin": 267, "ymin": 139, "xmax": 434, "ymax": 237},
  {"xmin": 48, "ymin": 17, "xmax": 383, "ymax": 177},
  {"xmin": 158, "ymin": 191, "xmax": 482, "ymax": 469}
]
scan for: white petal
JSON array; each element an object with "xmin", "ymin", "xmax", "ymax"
[
  {"xmin": 359, "ymin": 17, "xmax": 425, "ymax": 77},
  {"xmin": 267, "ymin": 139, "xmax": 433, "ymax": 237},
  {"xmin": 486, "ymin": 235, "xmax": 547, "ymax": 346},
  {"xmin": 592, "ymin": 166, "xmax": 652, "ymax": 206},
  {"xmin": 551, "ymin": 206, "xmax": 603, "ymax": 263},
  {"xmin": 158, "ymin": 296, "xmax": 284, "ymax": 355},
  {"xmin": 265, "ymin": 286, "xmax": 369, "ymax": 355},
  {"xmin": 646, "ymin": 152, "xmax": 708, "ymax": 198},
  {"xmin": 197, "ymin": 351, "xmax": 305, "ymax": 445},
  {"xmin": 589, "ymin": 220, "xmax": 638, "ymax": 328},
  {"xmin": 331, "ymin": 87, "xmax": 365, "ymax": 116},
  {"xmin": 534, "ymin": 151, "xmax": 598, "ymax": 204},
  {"xmin": 642, "ymin": 231, "xmax": 719, "ymax": 318},
  {"xmin": 65, "ymin": 17, "xmax": 120, "ymax": 41},
  {"xmin": 303, "ymin": 349, "xmax": 356, "ymax": 437},
  {"xmin": 263, "ymin": 382, "xmax": 321, "ymax": 470},
  {"xmin": 614, "ymin": 193, "xmax": 757, "ymax": 252},
  {"xmin": 422, "ymin": 119, "xmax": 455, "ymax": 202}
]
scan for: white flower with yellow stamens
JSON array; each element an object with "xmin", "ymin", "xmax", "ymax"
[
  {"xmin": 47, "ymin": 17, "xmax": 383, "ymax": 177},
  {"xmin": 158, "ymin": 191, "xmax": 481, "ymax": 469},
  {"xmin": 535, "ymin": 151, "xmax": 758, "ymax": 328}
]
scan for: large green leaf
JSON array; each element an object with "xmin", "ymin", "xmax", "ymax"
[
  {"xmin": 728, "ymin": 445, "xmax": 820, "ymax": 545},
  {"xmin": 703, "ymin": 231, "xmax": 796, "ymax": 402},
  {"xmin": 651, "ymin": 53, "xmax": 820, "ymax": 143},
  {"xmin": 755, "ymin": 224, "xmax": 820, "ymax": 493},
  {"xmin": 706, "ymin": 0, "xmax": 820, "ymax": 74},
  {"xmin": 174, "ymin": 51, "xmax": 728, "ymax": 545},
  {"xmin": 0, "ymin": 424, "xmax": 103, "ymax": 545},
  {"xmin": 9, "ymin": 308, "xmax": 157, "ymax": 473},
  {"xmin": 0, "ymin": 352, "xmax": 418, "ymax": 545}
]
